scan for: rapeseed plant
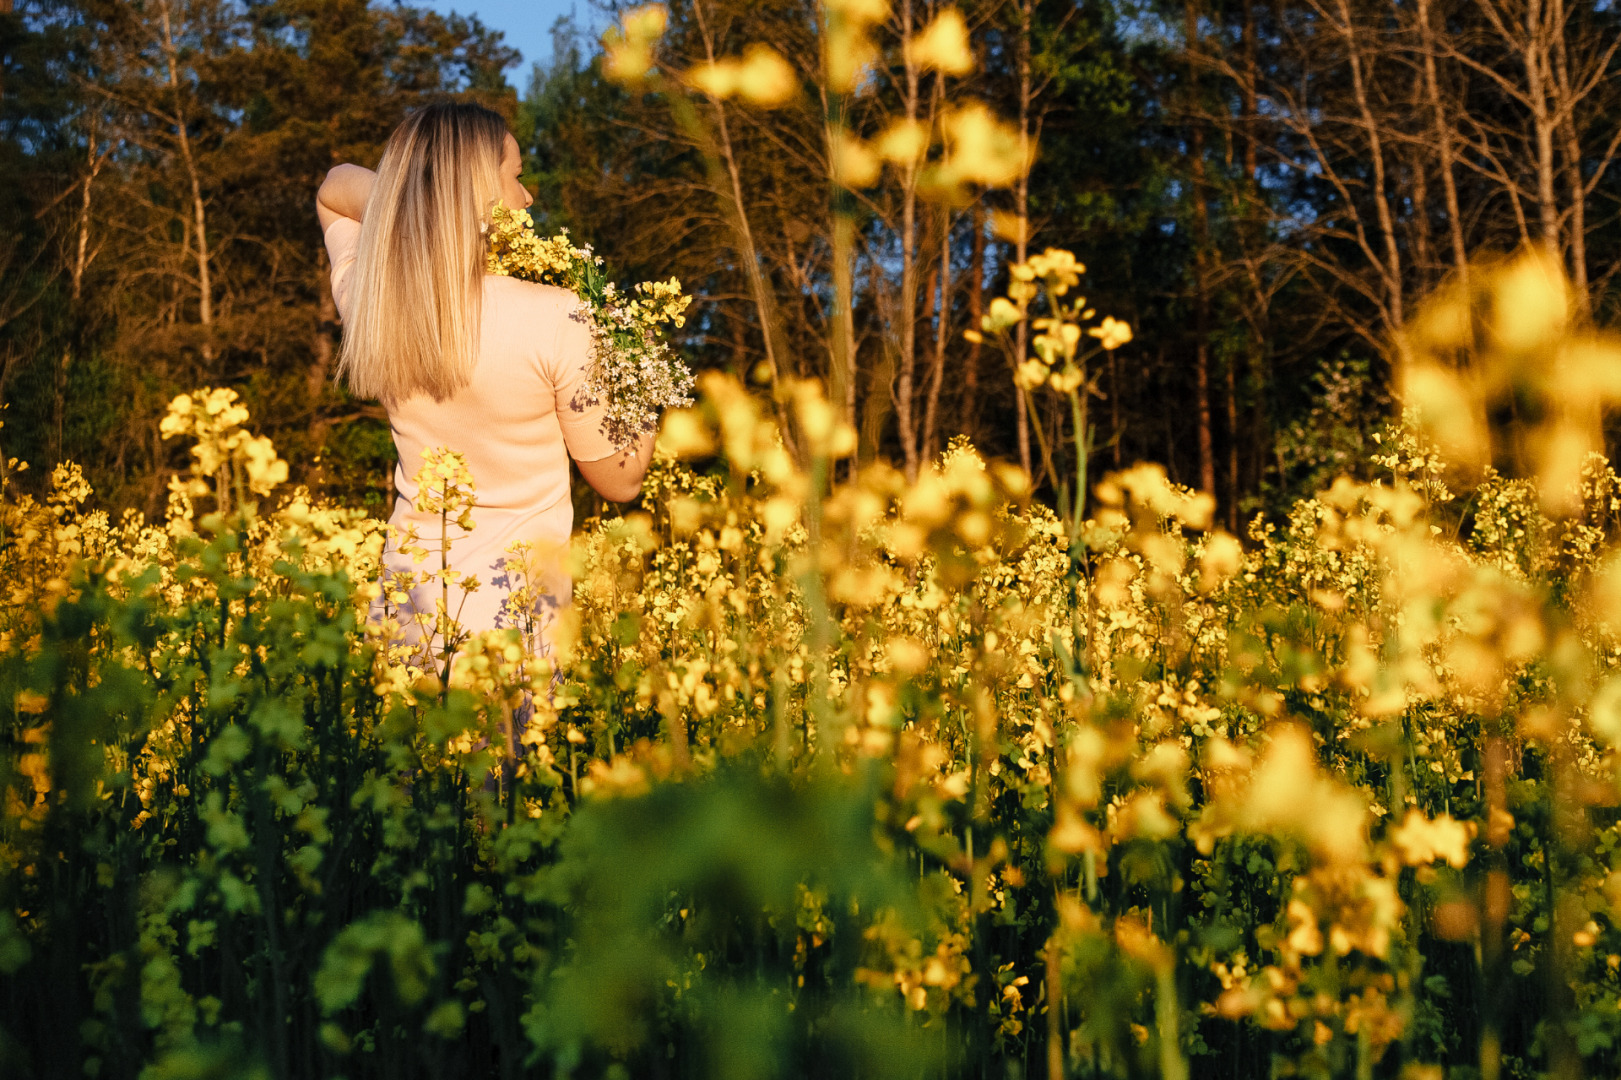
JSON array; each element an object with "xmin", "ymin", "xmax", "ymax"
[{"xmin": 0, "ymin": 256, "xmax": 1616, "ymax": 1080}]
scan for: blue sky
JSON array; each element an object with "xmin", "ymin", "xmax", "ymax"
[{"xmin": 417, "ymin": 0, "xmax": 604, "ymax": 81}]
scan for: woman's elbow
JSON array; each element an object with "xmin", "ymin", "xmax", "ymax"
[
  {"xmin": 595, "ymin": 477, "xmax": 645, "ymax": 504},
  {"xmin": 315, "ymin": 167, "xmax": 345, "ymax": 209},
  {"xmin": 581, "ymin": 468, "xmax": 645, "ymax": 503},
  {"xmin": 578, "ymin": 440, "xmax": 652, "ymax": 502}
]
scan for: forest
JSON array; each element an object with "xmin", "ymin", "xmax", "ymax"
[
  {"xmin": 6, "ymin": 0, "xmax": 1618, "ymax": 521},
  {"xmin": 8, "ymin": 2, "xmax": 1621, "ymax": 1079}
]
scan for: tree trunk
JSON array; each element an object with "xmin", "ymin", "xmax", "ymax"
[
  {"xmin": 818, "ymin": 4, "xmax": 860, "ymax": 449},
  {"xmin": 1519, "ymin": 0, "xmax": 1562, "ymax": 267},
  {"xmin": 1109, "ymin": 346, "xmax": 1121, "ymax": 470},
  {"xmin": 1337, "ymin": 0, "xmax": 1403, "ymax": 329},
  {"xmin": 1186, "ymin": 0, "xmax": 1215, "ymax": 497},
  {"xmin": 895, "ymin": 0, "xmax": 923, "ymax": 481},
  {"xmin": 1240, "ymin": 0, "xmax": 1257, "ymax": 182},
  {"xmin": 1195, "ymin": 343, "xmax": 1214, "ymax": 496},
  {"xmin": 833, "ymin": 209, "xmax": 858, "ymax": 431},
  {"xmin": 159, "ymin": 0, "xmax": 215, "ymax": 364},
  {"xmin": 689, "ymin": 0, "xmax": 792, "ymax": 446},
  {"xmin": 964, "ymin": 196, "xmax": 984, "ymax": 440},
  {"xmin": 922, "ymin": 205, "xmax": 951, "ymax": 464},
  {"xmin": 1238, "ymin": 0, "xmax": 1267, "ymax": 514},
  {"xmin": 1549, "ymin": 0, "xmax": 1588, "ymax": 309},
  {"xmin": 58, "ymin": 118, "xmax": 103, "ymax": 464},
  {"xmin": 1418, "ymin": 0, "xmax": 1470, "ymax": 287},
  {"xmin": 1013, "ymin": 0, "xmax": 1033, "ymax": 478},
  {"xmin": 1411, "ymin": 148, "xmax": 1433, "ymax": 283},
  {"xmin": 861, "ymin": 253, "xmax": 895, "ymax": 463},
  {"xmin": 1224, "ymin": 356, "xmax": 1239, "ymax": 532},
  {"xmin": 0, "ymin": 0, "xmax": 12, "ymax": 99}
]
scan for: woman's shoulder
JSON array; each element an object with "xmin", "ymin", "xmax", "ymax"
[
  {"xmin": 486, "ymin": 275, "xmax": 586, "ymax": 317},
  {"xmin": 481, "ymin": 276, "xmax": 595, "ymax": 377}
]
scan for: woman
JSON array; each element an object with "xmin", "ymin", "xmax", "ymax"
[{"xmin": 316, "ymin": 102, "xmax": 652, "ymax": 664}]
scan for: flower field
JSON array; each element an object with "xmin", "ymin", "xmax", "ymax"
[{"xmin": 6, "ymin": 255, "xmax": 1621, "ymax": 1080}]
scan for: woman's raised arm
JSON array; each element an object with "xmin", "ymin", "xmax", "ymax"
[{"xmin": 316, "ymin": 164, "xmax": 376, "ymax": 230}]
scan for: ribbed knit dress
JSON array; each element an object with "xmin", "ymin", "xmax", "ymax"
[{"xmin": 324, "ymin": 217, "xmax": 617, "ymax": 661}]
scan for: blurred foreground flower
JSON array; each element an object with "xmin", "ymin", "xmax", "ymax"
[
  {"xmin": 687, "ymin": 43, "xmax": 799, "ymax": 106},
  {"xmin": 603, "ymin": 4, "xmax": 668, "ymax": 84},
  {"xmin": 930, "ymin": 103, "xmax": 1031, "ymax": 192},
  {"xmin": 1400, "ymin": 248, "xmax": 1621, "ymax": 515},
  {"xmin": 907, "ymin": 8, "xmax": 972, "ymax": 75}
]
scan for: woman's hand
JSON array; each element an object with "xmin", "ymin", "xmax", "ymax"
[
  {"xmin": 577, "ymin": 431, "xmax": 656, "ymax": 503},
  {"xmin": 316, "ymin": 164, "xmax": 376, "ymax": 230}
]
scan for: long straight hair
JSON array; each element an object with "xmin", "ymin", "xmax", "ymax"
[{"xmin": 338, "ymin": 103, "xmax": 508, "ymax": 405}]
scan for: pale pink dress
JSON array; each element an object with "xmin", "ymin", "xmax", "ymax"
[{"xmin": 324, "ymin": 218, "xmax": 617, "ymax": 661}]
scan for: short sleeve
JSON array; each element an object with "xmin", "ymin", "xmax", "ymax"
[
  {"xmin": 323, "ymin": 218, "xmax": 362, "ymax": 322},
  {"xmin": 549, "ymin": 300, "xmax": 619, "ymax": 463}
]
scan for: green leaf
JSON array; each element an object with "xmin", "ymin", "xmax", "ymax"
[
  {"xmin": 248, "ymin": 698, "xmax": 304, "ymax": 750},
  {"xmin": 200, "ymin": 725, "xmax": 251, "ymax": 777},
  {"xmin": 424, "ymin": 1000, "xmax": 465, "ymax": 1038},
  {"xmin": 0, "ymin": 911, "xmax": 32, "ymax": 974},
  {"xmin": 314, "ymin": 911, "xmax": 436, "ymax": 1015}
]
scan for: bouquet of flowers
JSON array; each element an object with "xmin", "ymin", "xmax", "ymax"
[{"xmin": 486, "ymin": 202, "xmax": 694, "ymax": 449}]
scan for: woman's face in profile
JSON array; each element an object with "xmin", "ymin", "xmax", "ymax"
[{"xmin": 499, "ymin": 133, "xmax": 533, "ymax": 211}]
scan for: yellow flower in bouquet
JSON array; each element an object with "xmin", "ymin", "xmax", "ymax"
[{"xmin": 486, "ymin": 203, "xmax": 695, "ymax": 448}]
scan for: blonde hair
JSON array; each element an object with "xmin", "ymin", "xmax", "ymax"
[{"xmin": 338, "ymin": 103, "xmax": 508, "ymax": 405}]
